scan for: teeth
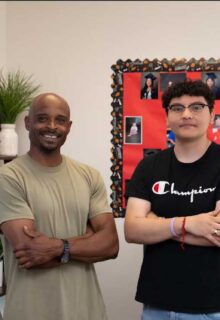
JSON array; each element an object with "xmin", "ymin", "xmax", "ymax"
[{"xmin": 44, "ymin": 135, "xmax": 57, "ymax": 139}]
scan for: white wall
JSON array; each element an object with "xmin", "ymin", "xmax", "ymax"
[
  {"xmin": 0, "ymin": 2, "xmax": 7, "ymax": 70},
  {"xmin": 3, "ymin": 1, "xmax": 220, "ymax": 319}
]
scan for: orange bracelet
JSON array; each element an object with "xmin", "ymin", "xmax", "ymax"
[{"xmin": 180, "ymin": 217, "xmax": 186, "ymax": 250}]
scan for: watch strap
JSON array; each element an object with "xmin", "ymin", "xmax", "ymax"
[{"xmin": 58, "ymin": 239, "xmax": 70, "ymax": 263}]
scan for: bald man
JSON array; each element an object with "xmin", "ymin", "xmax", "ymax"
[{"xmin": 0, "ymin": 93, "xmax": 119, "ymax": 320}]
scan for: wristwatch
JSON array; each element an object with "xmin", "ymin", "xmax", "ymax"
[{"xmin": 58, "ymin": 239, "xmax": 70, "ymax": 264}]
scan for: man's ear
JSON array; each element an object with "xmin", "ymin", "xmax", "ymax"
[
  {"xmin": 67, "ymin": 120, "xmax": 72, "ymax": 133},
  {"xmin": 24, "ymin": 116, "xmax": 30, "ymax": 131},
  {"xmin": 210, "ymin": 112, "xmax": 215, "ymax": 124}
]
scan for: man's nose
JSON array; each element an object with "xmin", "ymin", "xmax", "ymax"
[
  {"xmin": 182, "ymin": 106, "xmax": 192, "ymax": 117},
  {"xmin": 47, "ymin": 119, "xmax": 57, "ymax": 129}
]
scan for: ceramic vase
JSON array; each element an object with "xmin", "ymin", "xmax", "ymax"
[{"xmin": 0, "ymin": 124, "xmax": 18, "ymax": 157}]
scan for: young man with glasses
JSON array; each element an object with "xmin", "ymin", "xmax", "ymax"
[{"xmin": 125, "ymin": 79, "xmax": 220, "ymax": 320}]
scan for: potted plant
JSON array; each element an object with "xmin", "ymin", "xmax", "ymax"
[{"xmin": 0, "ymin": 70, "xmax": 40, "ymax": 157}]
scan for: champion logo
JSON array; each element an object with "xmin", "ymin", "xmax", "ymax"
[
  {"xmin": 152, "ymin": 181, "xmax": 216, "ymax": 203},
  {"xmin": 152, "ymin": 181, "xmax": 169, "ymax": 194}
]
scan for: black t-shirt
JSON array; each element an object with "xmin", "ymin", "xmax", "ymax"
[{"xmin": 125, "ymin": 142, "xmax": 220, "ymax": 313}]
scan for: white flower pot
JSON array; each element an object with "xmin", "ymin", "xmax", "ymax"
[{"xmin": 0, "ymin": 124, "xmax": 18, "ymax": 157}]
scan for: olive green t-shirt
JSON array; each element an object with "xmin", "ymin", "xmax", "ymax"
[{"xmin": 0, "ymin": 154, "xmax": 110, "ymax": 320}]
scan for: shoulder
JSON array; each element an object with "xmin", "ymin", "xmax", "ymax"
[
  {"xmin": 209, "ymin": 142, "xmax": 220, "ymax": 155},
  {"xmin": 211, "ymin": 141, "xmax": 220, "ymax": 149},
  {"xmin": 64, "ymin": 156, "xmax": 100, "ymax": 174},
  {"xmin": 131, "ymin": 148, "xmax": 172, "ymax": 180},
  {"xmin": 0, "ymin": 156, "xmax": 31, "ymax": 194},
  {"xmin": 0, "ymin": 155, "xmax": 28, "ymax": 177},
  {"xmin": 139, "ymin": 148, "xmax": 172, "ymax": 167},
  {"xmin": 64, "ymin": 156, "xmax": 104, "ymax": 185}
]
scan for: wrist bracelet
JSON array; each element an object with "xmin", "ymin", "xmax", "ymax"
[
  {"xmin": 180, "ymin": 217, "xmax": 186, "ymax": 250},
  {"xmin": 57, "ymin": 239, "xmax": 70, "ymax": 264},
  {"xmin": 170, "ymin": 217, "xmax": 179, "ymax": 238}
]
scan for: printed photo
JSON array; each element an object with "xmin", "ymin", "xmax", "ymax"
[
  {"xmin": 140, "ymin": 72, "xmax": 158, "ymax": 100},
  {"xmin": 124, "ymin": 116, "xmax": 142, "ymax": 144},
  {"xmin": 202, "ymin": 72, "xmax": 220, "ymax": 100},
  {"xmin": 160, "ymin": 72, "xmax": 186, "ymax": 92}
]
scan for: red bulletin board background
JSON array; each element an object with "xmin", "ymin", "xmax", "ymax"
[{"xmin": 110, "ymin": 59, "xmax": 220, "ymax": 217}]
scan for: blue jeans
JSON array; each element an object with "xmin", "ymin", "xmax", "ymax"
[{"xmin": 142, "ymin": 305, "xmax": 220, "ymax": 320}]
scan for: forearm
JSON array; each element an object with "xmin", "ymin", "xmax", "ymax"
[
  {"xmin": 173, "ymin": 233, "xmax": 214, "ymax": 246},
  {"xmin": 27, "ymin": 230, "xmax": 118, "ymax": 266},
  {"xmin": 125, "ymin": 212, "xmax": 173, "ymax": 244},
  {"xmin": 127, "ymin": 213, "xmax": 213, "ymax": 246},
  {"xmin": 125, "ymin": 196, "xmax": 220, "ymax": 247},
  {"xmin": 125, "ymin": 198, "xmax": 174, "ymax": 244},
  {"xmin": 0, "ymin": 219, "xmax": 60, "ymax": 268},
  {"xmin": 15, "ymin": 213, "xmax": 119, "ymax": 268},
  {"xmin": 68, "ymin": 228, "xmax": 118, "ymax": 263},
  {"xmin": 1, "ymin": 219, "xmax": 36, "ymax": 248},
  {"xmin": 146, "ymin": 214, "xmax": 220, "ymax": 247}
]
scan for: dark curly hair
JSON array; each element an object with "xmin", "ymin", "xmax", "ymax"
[{"xmin": 162, "ymin": 79, "xmax": 215, "ymax": 113}]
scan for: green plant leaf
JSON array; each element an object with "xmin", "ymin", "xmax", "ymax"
[{"xmin": 0, "ymin": 70, "xmax": 40, "ymax": 123}]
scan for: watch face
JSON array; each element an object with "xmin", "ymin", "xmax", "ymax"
[{"xmin": 61, "ymin": 255, "xmax": 69, "ymax": 263}]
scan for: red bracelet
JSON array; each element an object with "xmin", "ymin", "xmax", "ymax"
[{"xmin": 180, "ymin": 217, "xmax": 186, "ymax": 250}]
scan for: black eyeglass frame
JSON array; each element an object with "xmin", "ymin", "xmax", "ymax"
[{"xmin": 168, "ymin": 103, "xmax": 212, "ymax": 113}]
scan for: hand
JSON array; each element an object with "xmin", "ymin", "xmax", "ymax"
[
  {"xmin": 185, "ymin": 210, "xmax": 220, "ymax": 246},
  {"xmin": 14, "ymin": 226, "xmax": 63, "ymax": 269}
]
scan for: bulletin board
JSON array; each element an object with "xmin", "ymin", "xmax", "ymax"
[{"xmin": 110, "ymin": 58, "xmax": 220, "ymax": 217}]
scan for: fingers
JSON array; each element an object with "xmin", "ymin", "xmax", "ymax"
[
  {"xmin": 206, "ymin": 226, "xmax": 220, "ymax": 246},
  {"xmin": 210, "ymin": 209, "xmax": 220, "ymax": 217},
  {"xmin": 211, "ymin": 227, "xmax": 220, "ymax": 237},
  {"xmin": 15, "ymin": 251, "xmax": 42, "ymax": 269},
  {"xmin": 14, "ymin": 244, "xmax": 29, "ymax": 252},
  {"xmin": 206, "ymin": 233, "xmax": 220, "ymax": 247},
  {"xmin": 186, "ymin": 213, "xmax": 220, "ymax": 239},
  {"xmin": 15, "ymin": 251, "xmax": 33, "ymax": 268},
  {"xmin": 18, "ymin": 260, "xmax": 34, "ymax": 269}
]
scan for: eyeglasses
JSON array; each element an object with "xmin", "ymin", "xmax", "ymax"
[{"xmin": 168, "ymin": 103, "xmax": 211, "ymax": 114}]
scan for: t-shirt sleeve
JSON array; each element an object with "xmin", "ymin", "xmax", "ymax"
[
  {"xmin": 125, "ymin": 158, "xmax": 153, "ymax": 201},
  {"xmin": 0, "ymin": 174, "xmax": 34, "ymax": 225},
  {"xmin": 89, "ymin": 170, "xmax": 111, "ymax": 219}
]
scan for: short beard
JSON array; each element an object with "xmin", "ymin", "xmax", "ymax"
[{"xmin": 39, "ymin": 144, "xmax": 58, "ymax": 154}]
